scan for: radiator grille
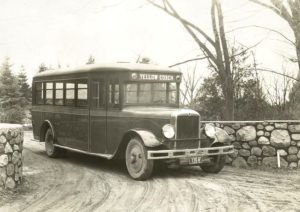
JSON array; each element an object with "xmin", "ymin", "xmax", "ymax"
[{"xmin": 176, "ymin": 115, "xmax": 199, "ymax": 139}]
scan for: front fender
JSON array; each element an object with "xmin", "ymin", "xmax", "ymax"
[{"xmin": 129, "ymin": 129, "xmax": 162, "ymax": 147}]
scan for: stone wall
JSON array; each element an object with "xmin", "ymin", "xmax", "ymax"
[
  {"xmin": 200, "ymin": 121, "xmax": 300, "ymax": 169},
  {"xmin": 0, "ymin": 124, "xmax": 23, "ymax": 189}
]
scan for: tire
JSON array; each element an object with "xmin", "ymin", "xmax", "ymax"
[
  {"xmin": 200, "ymin": 155, "xmax": 226, "ymax": 173},
  {"xmin": 125, "ymin": 137, "xmax": 154, "ymax": 180},
  {"xmin": 45, "ymin": 128, "xmax": 65, "ymax": 158}
]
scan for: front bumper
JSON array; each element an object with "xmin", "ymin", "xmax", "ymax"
[{"xmin": 147, "ymin": 145, "xmax": 234, "ymax": 160}]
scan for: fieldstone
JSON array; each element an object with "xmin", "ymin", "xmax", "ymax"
[
  {"xmin": 232, "ymin": 123, "xmax": 241, "ymax": 130},
  {"xmin": 232, "ymin": 142, "xmax": 242, "ymax": 149},
  {"xmin": 270, "ymin": 130, "xmax": 291, "ymax": 148},
  {"xmin": 4, "ymin": 143, "xmax": 13, "ymax": 153},
  {"xmin": 298, "ymin": 141, "xmax": 300, "ymax": 147},
  {"xmin": 225, "ymin": 155, "xmax": 232, "ymax": 164},
  {"xmin": 287, "ymin": 155, "xmax": 298, "ymax": 162},
  {"xmin": 242, "ymin": 143, "xmax": 250, "ymax": 149},
  {"xmin": 6, "ymin": 131, "xmax": 12, "ymax": 141},
  {"xmin": 278, "ymin": 149, "xmax": 288, "ymax": 156},
  {"xmin": 251, "ymin": 147, "xmax": 262, "ymax": 156},
  {"xmin": 7, "ymin": 155, "xmax": 11, "ymax": 162},
  {"xmin": 236, "ymin": 126, "xmax": 256, "ymax": 141},
  {"xmin": 298, "ymin": 160, "xmax": 300, "ymax": 168},
  {"xmin": 0, "ymin": 144, "xmax": 4, "ymax": 154},
  {"xmin": 257, "ymin": 130, "xmax": 264, "ymax": 136},
  {"xmin": 14, "ymin": 173, "xmax": 19, "ymax": 182},
  {"xmin": 6, "ymin": 163, "xmax": 14, "ymax": 176},
  {"xmin": 288, "ymin": 146, "xmax": 298, "ymax": 155},
  {"xmin": 9, "ymin": 138, "xmax": 16, "ymax": 145},
  {"xmin": 229, "ymin": 149, "xmax": 238, "ymax": 158},
  {"xmin": 265, "ymin": 125, "xmax": 274, "ymax": 131},
  {"xmin": 19, "ymin": 166, "xmax": 22, "ymax": 178},
  {"xmin": 297, "ymin": 150, "xmax": 300, "ymax": 159},
  {"xmin": 289, "ymin": 162, "xmax": 298, "ymax": 168},
  {"xmin": 12, "ymin": 151, "xmax": 19, "ymax": 165},
  {"xmin": 229, "ymin": 135, "xmax": 236, "ymax": 142},
  {"xmin": 262, "ymin": 146, "xmax": 276, "ymax": 156},
  {"xmin": 291, "ymin": 134, "xmax": 300, "ymax": 141},
  {"xmin": 264, "ymin": 132, "xmax": 270, "ymax": 137},
  {"xmin": 5, "ymin": 177, "xmax": 15, "ymax": 189},
  {"xmin": 15, "ymin": 135, "xmax": 22, "ymax": 144},
  {"xmin": 275, "ymin": 123, "xmax": 288, "ymax": 129},
  {"xmin": 239, "ymin": 149, "xmax": 251, "ymax": 157},
  {"xmin": 232, "ymin": 157, "xmax": 248, "ymax": 168},
  {"xmin": 247, "ymin": 155, "xmax": 258, "ymax": 166},
  {"xmin": 0, "ymin": 135, "xmax": 6, "ymax": 144},
  {"xmin": 0, "ymin": 167, "xmax": 6, "ymax": 184},
  {"xmin": 13, "ymin": 144, "xmax": 19, "ymax": 151},
  {"xmin": 258, "ymin": 136, "xmax": 270, "ymax": 145},
  {"xmin": 19, "ymin": 143, "xmax": 23, "ymax": 151},
  {"xmin": 249, "ymin": 140, "xmax": 257, "ymax": 146},
  {"xmin": 0, "ymin": 155, "xmax": 8, "ymax": 167},
  {"xmin": 288, "ymin": 124, "xmax": 300, "ymax": 133},
  {"xmin": 224, "ymin": 126, "xmax": 235, "ymax": 135},
  {"xmin": 262, "ymin": 157, "xmax": 288, "ymax": 168},
  {"xmin": 257, "ymin": 124, "xmax": 264, "ymax": 130},
  {"xmin": 291, "ymin": 140, "xmax": 297, "ymax": 146},
  {"xmin": 18, "ymin": 158, "xmax": 22, "ymax": 166}
]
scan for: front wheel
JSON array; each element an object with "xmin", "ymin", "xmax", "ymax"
[
  {"xmin": 125, "ymin": 137, "xmax": 154, "ymax": 180},
  {"xmin": 200, "ymin": 155, "xmax": 225, "ymax": 173}
]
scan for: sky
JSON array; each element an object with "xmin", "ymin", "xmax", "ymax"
[{"xmin": 0, "ymin": 0, "xmax": 297, "ymax": 85}]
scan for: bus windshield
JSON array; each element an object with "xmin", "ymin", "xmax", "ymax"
[{"xmin": 125, "ymin": 82, "xmax": 178, "ymax": 105}]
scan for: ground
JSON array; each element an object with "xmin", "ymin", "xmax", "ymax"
[{"xmin": 0, "ymin": 131, "xmax": 300, "ymax": 212}]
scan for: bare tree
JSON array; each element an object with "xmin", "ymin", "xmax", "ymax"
[
  {"xmin": 148, "ymin": 0, "xmax": 235, "ymax": 120},
  {"xmin": 249, "ymin": 0, "xmax": 300, "ymax": 71},
  {"xmin": 179, "ymin": 63, "xmax": 202, "ymax": 107}
]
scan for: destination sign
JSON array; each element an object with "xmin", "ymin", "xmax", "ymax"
[{"xmin": 131, "ymin": 73, "xmax": 180, "ymax": 81}]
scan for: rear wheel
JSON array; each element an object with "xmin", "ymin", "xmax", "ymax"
[
  {"xmin": 125, "ymin": 137, "xmax": 154, "ymax": 180},
  {"xmin": 200, "ymin": 155, "xmax": 225, "ymax": 173},
  {"xmin": 45, "ymin": 128, "xmax": 65, "ymax": 158}
]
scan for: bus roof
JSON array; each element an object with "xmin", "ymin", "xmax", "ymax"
[{"xmin": 33, "ymin": 63, "xmax": 181, "ymax": 79}]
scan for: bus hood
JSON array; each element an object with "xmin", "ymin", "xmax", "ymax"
[{"xmin": 122, "ymin": 106, "xmax": 199, "ymax": 119}]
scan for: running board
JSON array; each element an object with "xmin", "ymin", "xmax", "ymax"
[{"xmin": 54, "ymin": 144, "xmax": 113, "ymax": 159}]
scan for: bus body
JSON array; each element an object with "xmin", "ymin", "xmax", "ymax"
[{"xmin": 32, "ymin": 63, "xmax": 234, "ymax": 180}]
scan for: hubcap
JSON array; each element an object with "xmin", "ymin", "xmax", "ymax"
[{"xmin": 128, "ymin": 146, "xmax": 143, "ymax": 173}]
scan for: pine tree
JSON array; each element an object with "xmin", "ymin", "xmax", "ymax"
[
  {"xmin": 0, "ymin": 58, "xmax": 25, "ymax": 123},
  {"xmin": 17, "ymin": 65, "xmax": 31, "ymax": 104}
]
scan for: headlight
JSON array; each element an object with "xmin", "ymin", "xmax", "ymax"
[
  {"xmin": 204, "ymin": 124, "xmax": 216, "ymax": 138},
  {"xmin": 162, "ymin": 124, "xmax": 175, "ymax": 139}
]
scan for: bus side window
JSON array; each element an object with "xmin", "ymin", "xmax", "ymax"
[
  {"xmin": 77, "ymin": 80, "xmax": 88, "ymax": 107},
  {"xmin": 35, "ymin": 82, "xmax": 44, "ymax": 105},
  {"xmin": 92, "ymin": 81, "xmax": 104, "ymax": 108},
  {"xmin": 55, "ymin": 82, "xmax": 64, "ymax": 105},
  {"xmin": 65, "ymin": 82, "xmax": 75, "ymax": 106},
  {"xmin": 45, "ymin": 82, "xmax": 53, "ymax": 105},
  {"xmin": 109, "ymin": 82, "xmax": 119, "ymax": 108}
]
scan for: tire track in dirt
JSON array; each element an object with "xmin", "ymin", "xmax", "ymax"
[
  {"xmin": 2, "ymin": 132, "xmax": 300, "ymax": 212},
  {"xmin": 20, "ymin": 147, "xmax": 65, "ymax": 212}
]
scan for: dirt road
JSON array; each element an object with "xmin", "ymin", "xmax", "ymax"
[{"xmin": 1, "ymin": 131, "xmax": 300, "ymax": 212}]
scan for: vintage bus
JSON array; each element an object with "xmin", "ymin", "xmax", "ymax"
[{"xmin": 32, "ymin": 63, "xmax": 234, "ymax": 180}]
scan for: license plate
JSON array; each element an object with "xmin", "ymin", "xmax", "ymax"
[{"xmin": 189, "ymin": 157, "xmax": 202, "ymax": 165}]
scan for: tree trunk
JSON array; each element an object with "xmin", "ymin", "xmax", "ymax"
[{"xmin": 223, "ymin": 77, "xmax": 235, "ymax": 120}]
